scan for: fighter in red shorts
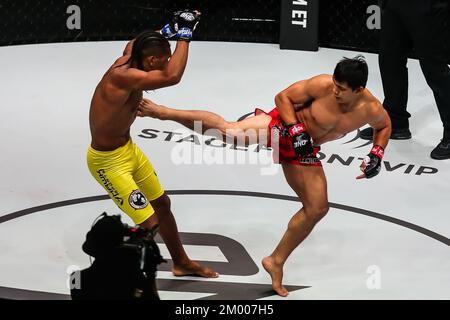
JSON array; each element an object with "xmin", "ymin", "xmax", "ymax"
[
  {"xmin": 255, "ymin": 107, "xmax": 322, "ymax": 166},
  {"xmin": 138, "ymin": 56, "xmax": 392, "ymax": 296}
]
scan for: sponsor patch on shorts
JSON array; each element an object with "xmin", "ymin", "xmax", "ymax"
[{"xmin": 129, "ymin": 189, "xmax": 148, "ymax": 210}]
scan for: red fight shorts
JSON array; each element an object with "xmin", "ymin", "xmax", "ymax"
[{"xmin": 255, "ymin": 107, "xmax": 322, "ymax": 166}]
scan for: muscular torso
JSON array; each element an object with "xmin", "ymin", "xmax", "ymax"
[
  {"xmin": 295, "ymin": 80, "xmax": 378, "ymax": 146},
  {"xmin": 89, "ymin": 56, "xmax": 142, "ymax": 151}
]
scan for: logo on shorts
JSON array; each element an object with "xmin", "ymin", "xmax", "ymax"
[{"xmin": 129, "ymin": 190, "xmax": 148, "ymax": 210}]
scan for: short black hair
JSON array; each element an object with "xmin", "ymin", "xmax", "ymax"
[
  {"xmin": 130, "ymin": 31, "xmax": 170, "ymax": 70},
  {"xmin": 333, "ymin": 55, "xmax": 368, "ymax": 90}
]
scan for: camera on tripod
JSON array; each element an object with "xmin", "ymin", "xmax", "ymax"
[{"xmin": 70, "ymin": 212, "xmax": 166, "ymax": 300}]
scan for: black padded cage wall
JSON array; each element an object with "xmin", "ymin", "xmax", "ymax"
[
  {"xmin": 0, "ymin": 0, "xmax": 281, "ymax": 45},
  {"xmin": 1, "ymin": 0, "xmax": 448, "ymax": 60},
  {"xmin": 320, "ymin": 0, "xmax": 380, "ymax": 53}
]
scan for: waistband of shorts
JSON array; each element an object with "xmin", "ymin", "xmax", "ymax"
[{"xmin": 88, "ymin": 139, "xmax": 134, "ymax": 156}]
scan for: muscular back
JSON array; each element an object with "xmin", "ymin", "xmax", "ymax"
[{"xmin": 89, "ymin": 56, "xmax": 143, "ymax": 151}]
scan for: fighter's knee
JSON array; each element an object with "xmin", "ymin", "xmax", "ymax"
[
  {"xmin": 305, "ymin": 203, "xmax": 329, "ymax": 221},
  {"xmin": 139, "ymin": 212, "xmax": 159, "ymax": 230},
  {"xmin": 224, "ymin": 122, "xmax": 256, "ymax": 146},
  {"xmin": 316, "ymin": 203, "xmax": 330, "ymax": 220},
  {"xmin": 151, "ymin": 193, "xmax": 171, "ymax": 211},
  {"xmin": 219, "ymin": 121, "xmax": 236, "ymax": 136},
  {"xmin": 216, "ymin": 122, "xmax": 239, "ymax": 144},
  {"xmin": 160, "ymin": 194, "xmax": 171, "ymax": 209},
  {"xmin": 320, "ymin": 203, "xmax": 330, "ymax": 217}
]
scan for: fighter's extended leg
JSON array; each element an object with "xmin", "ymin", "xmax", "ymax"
[
  {"xmin": 138, "ymin": 98, "xmax": 271, "ymax": 146},
  {"xmin": 262, "ymin": 163, "xmax": 329, "ymax": 297}
]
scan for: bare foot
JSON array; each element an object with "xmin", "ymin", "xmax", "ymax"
[
  {"xmin": 138, "ymin": 98, "xmax": 169, "ymax": 120},
  {"xmin": 172, "ymin": 260, "xmax": 219, "ymax": 278},
  {"xmin": 262, "ymin": 256, "xmax": 289, "ymax": 297}
]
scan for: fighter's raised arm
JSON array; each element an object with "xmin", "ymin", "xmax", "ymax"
[
  {"xmin": 111, "ymin": 10, "xmax": 201, "ymax": 91},
  {"xmin": 113, "ymin": 40, "xmax": 190, "ymax": 90}
]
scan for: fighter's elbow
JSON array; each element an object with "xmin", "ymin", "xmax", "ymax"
[
  {"xmin": 274, "ymin": 93, "xmax": 280, "ymax": 105},
  {"xmin": 166, "ymin": 73, "xmax": 182, "ymax": 86},
  {"xmin": 379, "ymin": 114, "xmax": 392, "ymax": 133},
  {"xmin": 275, "ymin": 92, "xmax": 293, "ymax": 110},
  {"xmin": 170, "ymin": 75, "xmax": 182, "ymax": 85},
  {"xmin": 274, "ymin": 92, "xmax": 285, "ymax": 106},
  {"xmin": 123, "ymin": 40, "xmax": 134, "ymax": 56}
]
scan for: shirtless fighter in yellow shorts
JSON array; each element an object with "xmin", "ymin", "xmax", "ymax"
[{"xmin": 87, "ymin": 10, "xmax": 218, "ymax": 278}]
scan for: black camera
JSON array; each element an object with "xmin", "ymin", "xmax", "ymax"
[{"xmin": 70, "ymin": 213, "xmax": 166, "ymax": 300}]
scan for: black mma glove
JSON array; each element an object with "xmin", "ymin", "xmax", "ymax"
[
  {"xmin": 160, "ymin": 10, "xmax": 201, "ymax": 41},
  {"xmin": 287, "ymin": 123, "xmax": 314, "ymax": 157},
  {"xmin": 173, "ymin": 10, "xmax": 201, "ymax": 41},
  {"xmin": 362, "ymin": 145, "xmax": 384, "ymax": 178}
]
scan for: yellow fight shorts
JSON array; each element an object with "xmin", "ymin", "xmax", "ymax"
[{"xmin": 87, "ymin": 139, "xmax": 164, "ymax": 225}]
